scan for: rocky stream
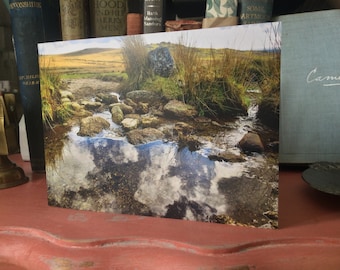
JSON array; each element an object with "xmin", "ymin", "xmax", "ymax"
[{"xmin": 45, "ymin": 78, "xmax": 279, "ymax": 229}]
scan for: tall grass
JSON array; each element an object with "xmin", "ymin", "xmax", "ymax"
[
  {"xmin": 256, "ymin": 52, "xmax": 280, "ymax": 127},
  {"xmin": 40, "ymin": 61, "xmax": 71, "ymax": 127},
  {"xmin": 119, "ymin": 35, "xmax": 152, "ymax": 96},
  {"xmin": 256, "ymin": 23, "xmax": 281, "ymax": 127},
  {"xmin": 119, "ymin": 30, "xmax": 280, "ymax": 121},
  {"xmin": 172, "ymin": 38, "xmax": 247, "ymax": 117}
]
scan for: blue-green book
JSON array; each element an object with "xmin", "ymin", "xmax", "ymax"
[
  {"xmin": 9, "ymin": 0, "xmax": 45, "ymax": 171},
  {"xmin": 279, "ymin": 10, "xmax": 340, "ymax": 164}
]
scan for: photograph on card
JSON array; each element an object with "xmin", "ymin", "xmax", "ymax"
[{"xmin": 38, "ymin": 22, "xmax": 281, "ymax": 228}]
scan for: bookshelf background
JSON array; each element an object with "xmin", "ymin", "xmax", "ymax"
[{"xmin": 1, "ymin": 0, "xmax": 340, "ymax": 171}]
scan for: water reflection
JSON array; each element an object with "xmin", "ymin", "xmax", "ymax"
[
  {"xmin": 46, "ymin": 102, "xmax": 278, "ymax": 225},
  {"xmin": 48, "ymin": 128, "xmax": 261, "ymax": 221}
]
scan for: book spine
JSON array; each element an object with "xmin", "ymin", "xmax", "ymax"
[
  {"xmin": 127, "ymin": 13, "xmax": 143, "ymax": 35},
  {"xmin": 9, "ymin": 0, "xmax": 45, "ymax": 171},
  {"xmin": 143, "ymin": 0, "xmax": 164, "ymax": 33},
  {"xmin": 59, "ymin": 0, "xmax": 90, "ymax": 40},
  {"xmin": 89, "ymin": 0, "xmax": 128, "ymax": 37},
  {"xmin": 238, "ymin": 0, "xmax": 273, "ymax": 25},
  {"xmin": 41, "ymin": 0, "xmax": 62, "ymax": 41},
  {"xmin": 205, "ymin": 0, "xmax": 238, "ymax": 18},
  {"xmin": 127, "ymin": 0, "xmax": 143, "ymax": 35}
]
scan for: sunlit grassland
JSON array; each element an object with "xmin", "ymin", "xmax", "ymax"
[
  {"xmin": 39, "ymin": 48, "xmax": 125, "ymax": 79},
  {"xmin": 39, "ymin": 38, "xmax": 280, "ymax": 126}
]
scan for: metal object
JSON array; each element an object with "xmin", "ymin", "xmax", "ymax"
[
  {"xmin": 302, "ymin": 162, "xmax": 340, "ymax": 195},
  {"xmin": 0, "ymin": 85, "xmax": 28, "ymax": 189},
  {"xmin": 0, "ymin": 155, "xmax": 28, "ymax": 189}
]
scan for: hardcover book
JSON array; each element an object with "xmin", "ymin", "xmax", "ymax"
[
  {"xmin": 279, "ymin": 10, "xmax": 340, "ymax": 164},
  {"xmin": 237, "ymin": 0, "xmax": 273, "ymax": 25},
  {"xmin": 9, "ymin": 0, "xmax": 46, "ymax": 171},
  {"xmin": 38, "ymin": 22, "xmax": 281, "ymax": 228},
  {"xmin": 41, "ymin": 0, "xmax": 62, "ymax": 42},
  {"xmin": 89, "ymin": 0, "xmax": 128, "ymax": 37},
  {"xmin": 203, "ymin": 0, "xmax": 238, "ymax": 28},
  {"xmin": 143, "ymin": 0, "xmax": 164, "ymax": 33},
  {"xmin": 59, "ymin": 0, "xmax": 89, "ymax": 40}
]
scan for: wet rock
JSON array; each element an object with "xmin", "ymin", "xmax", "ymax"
[
  {"xmin": 164, "ymin": 100, "xmax": 198, "ymax": 119},
  {"xmin": 110, "ymin": 102, "xmax": 134, "ymax": 115},
  {"xmin": 77, "ymin": 116, "xmax": 110, "ymax": 137},
  {"xmin": 267, "ymin": 140, "xmax": 279, "ymax": 153},
  {"xmin": 121, "ymin": 118, "xmax": 139, "ymax": 131},
  {"xmin": 209, "ymin": 151, "xmax": 246, "ymax": 163},
  {"xmin": 126, "ymin": 128, "xmax": 164, "ymax": 145},
  {"xmin": 80, "ymin": 100, "xmax": 102, "ymax": 111},
  {"xmin": 137, "ymin": 102, "xmax": 149, "ymax": 114},
  {"xmin": 95, "ymin": 93, "xmax": 118, "ymax": 105},
  {"xmin": 212, "ymin": 121, "xmax": 225, "ymax": 127},
  {"xmin": 125, "ymin": 113, "xmax": 141, "ymax": 120},
  {"xmin": 61, "ymin": 97, "xmax": 72, "ymax": 103},
  {"xmin": 126, "ymin": 90, "xmax": 162, "ymax": 105},
  {"xmin": 178, "ymin": 135, "xmax": 202, "ymax": 152},
  {"xmin": 111, "ymin": 105, "xmax": 124, "ymax": 124},
  {"xmin": 124, "ymin": 98, "xmax": 137, "ymax": 108},
  {"xmin": 174, "ymin": 122, "xmax": 194, "ymax": 135},
  {"xmin": 60, "ymin": 90, "xmax": 74, "ymax": 101},
  {"xmin": 238, "ymin": 132, "xmax": 264, "ymax": 154},
  {"xmin": 148, "ymin": 47, "xmax": 175, "ymax": 77},
  {"xmin": 65, "ymin": 102, "xmax": 92, "ymax": 117},
  {"xmin": 194, "ymin": 116, "xmax": 212, "ymax": 123},
  {"xmin": 141, "ymin": 115, "xmax": 160, "ymax": 128}
]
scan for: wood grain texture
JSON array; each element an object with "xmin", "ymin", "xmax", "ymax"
[{"xmin": 1, "ymin": 154, "xmax": 340, "ymax": 269}]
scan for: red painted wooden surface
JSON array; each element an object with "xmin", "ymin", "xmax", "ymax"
[{"xmin": 1, "ymin": 154, "xmax": 340, "ymax": 269}]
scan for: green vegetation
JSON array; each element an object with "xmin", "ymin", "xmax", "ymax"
[
  {"xmin": 40, "ymin": 31, "xmax": 280, "ymax": 126},
  {"xmin": 257, "ymin": 52, "xmax": 280, "ymax": 127},
  {"xmin": 40, "ymin": 66, "xmax": 72, "ymax": 127},
  {"xmin": 120, "ymin": 34, "xmax": 280, "ymax": 120},
  {"xmin": 119, "ymin": 35, "xmax": 152, "ymax": 96}
]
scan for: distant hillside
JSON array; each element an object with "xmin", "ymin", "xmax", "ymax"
[{"xmin": 64, "ymin": 48, "xmax": 116, "ymax": 57}]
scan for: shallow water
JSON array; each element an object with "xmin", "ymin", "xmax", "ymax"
[{"xmin": 46, "ymin": 102, "xmax": 278, "ymax": 225}]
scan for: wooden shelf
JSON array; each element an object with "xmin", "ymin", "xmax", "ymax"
[{"xmin": 0, "ymin": 154, "xmax": 340, "ymax": 269}]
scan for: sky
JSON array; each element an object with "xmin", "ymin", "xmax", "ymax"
[{"xmin": 38, "ymin": 22, "xmax": 281, "ymax": 55}]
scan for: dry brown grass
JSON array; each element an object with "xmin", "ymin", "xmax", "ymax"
[{"xmin": 39, "ymin": 49, "xmax": 125, "ymax": 76}]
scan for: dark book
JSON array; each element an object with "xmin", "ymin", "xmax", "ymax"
[
  {"xmin": 89, "ymin": 0, "xmax": 128, "ymax": 37},
  {"xmin": 127, "ymin": 0, "xmax": 143, "ymax": 35},
  {"xmin": 59, "ymin": 0, "xmax": 90, "ymax": 40},
  {"xmin": 237, "ymin": 0, "xmax": 273, "ymax": 25},
  {"xmin": 172, "ymin": 0, "xmax": 205, "ymax": 20},
  {"xmin": 41, "ymin": 0, "xmax": 62, "ymax": 41},
  {"xmin": 143, "ymin": 0, "xmax": 164, "ymax": 33},
  {"xmin": 9, "ymin": 0, "xmax": 45, "ymax": 171},
  {"xmin": 127, "ymin": 0, "xmax": 142, "ymax": 13}
]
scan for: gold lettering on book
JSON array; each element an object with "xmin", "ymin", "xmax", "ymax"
[
  {"xmin": 95, "ymin": 0, "xmax": 126, "ymax": 9},
  {"xmin": 18, "ymin": 74, "xmax": 40, "ymax": 86},
  {"xmin": 239, "ymin": 1, "xmax": 272, "ymax": 24},
  {"xmin": 92, "ymin": 0, "xmax": 127, "ymax": 35},
  {"xmin": 9, "ymin": 1, "xmax": 41, "ymax": 9},
  {"xmin": 246, "ymin": 5, "xmax": 265, "ymax": 12}
]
